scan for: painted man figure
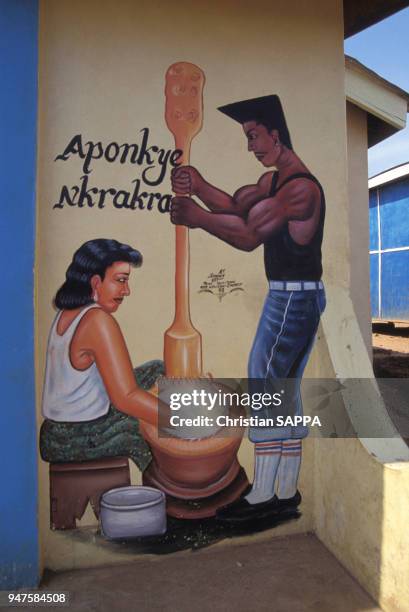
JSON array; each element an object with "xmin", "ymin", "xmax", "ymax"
[{"xmin": 170, "ymin": 95, "xmax": 326, "ymax": 522}]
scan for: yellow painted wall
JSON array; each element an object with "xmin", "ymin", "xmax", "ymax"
[
  {"xmin": 314, "ymin": 436, "xmax": 409, "ymax": 611},
  {"xmin": 309, "ymin": 102, "xmax": 409, "ymax": 612},
  {"xmin": 346, "ymin": 102, "xmax": 372, "ymax": 355},
  {"xmin": 36, "ymin": 0, "xmax": 351, "ymax": 574}
]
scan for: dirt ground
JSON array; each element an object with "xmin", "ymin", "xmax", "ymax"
[
  {"xmin": 33, "ymin": 534, "xmax": 379, "ymax": 612},
  {"xmin": 372, "ymin": 323, "xmax": 409, "ymax": 378},
  {"xmin": 372, "ymin": 324, "xmax": 409, "ymax": 444}
]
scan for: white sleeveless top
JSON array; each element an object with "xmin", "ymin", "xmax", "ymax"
[{"xmin": 42, "ymin": 304, "xmax": 110, "ymax": 422}]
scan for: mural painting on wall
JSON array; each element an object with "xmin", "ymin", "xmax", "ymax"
[
  {"xmin": 40, "ymin": 62, "xmax": 326, "ymax": 550},
  {"xmin": 199, "ymin": 269, "xmax": 244, "ymax": 302}
]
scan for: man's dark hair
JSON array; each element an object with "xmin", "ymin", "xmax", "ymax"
[{"xmin": 54, "ymin": 239, "xmax": 142, "ymax": 310}]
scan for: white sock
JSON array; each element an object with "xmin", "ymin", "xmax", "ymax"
[
  {"xmin": 245, "ymin": 441, "xmax": 282, "ymax": 504},
  {"xmin": 276, "ymin": 439, "xmax": 302, "ymax": 499}
]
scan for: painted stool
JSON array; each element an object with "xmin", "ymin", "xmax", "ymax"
[{"xmin": 49, "ymin": 456, "xmax": 130, "ymax": 530}]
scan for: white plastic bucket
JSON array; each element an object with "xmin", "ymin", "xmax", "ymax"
[{"xmin": 100, "ymin": 486, "xmax": 166, "ymax": 539}]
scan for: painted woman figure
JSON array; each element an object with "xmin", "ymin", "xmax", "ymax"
[
  {"xmin": 40, "ymin": 238, "xmax": 165, "ymax": 472},
  {"xmin": 170, "ymin": 95, "xmax": 326, "ymax": 522}
]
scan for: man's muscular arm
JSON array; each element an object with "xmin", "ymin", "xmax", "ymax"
[
  {"xmin": 171, "ymin": 166, "xmax": 272, "ymax": 216},
  {"xmin": 171, "ymin": 179, "xmax": 318, "ymax": 251}
]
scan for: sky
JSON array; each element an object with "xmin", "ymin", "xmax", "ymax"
[{"xmin": 344, "ymin": 7, "xmax": 409, "ymax": 178}]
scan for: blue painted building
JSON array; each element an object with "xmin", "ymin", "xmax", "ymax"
[
  {"xmin": 369, "ymin": 162, "xmax": 409, "ymax": 323},
  {"xmin": 0, "ymin": 0, "xmax": 39, "ymax": 589}
]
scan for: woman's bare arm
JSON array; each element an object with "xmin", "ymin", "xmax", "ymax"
[{"xmin": 75, "ymin": 309, "xmax": 168, "ymax": 427}]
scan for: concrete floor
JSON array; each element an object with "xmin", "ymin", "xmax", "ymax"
[{"xmin": 31, "ymin": 534, "xmax": 380, "ymax": 612}]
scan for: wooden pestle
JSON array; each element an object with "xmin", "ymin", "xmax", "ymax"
[{"xmin": 164, "ymin": 62, "xmax": 205, "ymax": 378}]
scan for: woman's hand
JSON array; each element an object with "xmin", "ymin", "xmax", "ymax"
[{"xmin": 171, "ymin": 165, "xmax": 205, "ymax": 196}]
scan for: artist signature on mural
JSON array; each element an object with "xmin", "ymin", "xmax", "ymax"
[{"xmin": 199, "ymin": 269, "xmax": 244, "ymax": 302}]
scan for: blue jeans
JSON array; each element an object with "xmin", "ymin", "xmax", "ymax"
[{"xmin": 248, "ymin": 287, "xmax": 326, "ymax": 442}]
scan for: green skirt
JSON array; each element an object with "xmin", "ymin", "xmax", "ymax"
[{"xmin": 39, "ymin": 360, "xmax": 164, "ymax": 472}]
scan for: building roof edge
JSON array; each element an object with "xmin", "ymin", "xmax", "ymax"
[
  {"xmin": 369, "ymin": 161, "xmax": 409, "ymax": 188},
  {"xmin": 345, "ymin": 55, "xmax": 409, "ymax": 109}
]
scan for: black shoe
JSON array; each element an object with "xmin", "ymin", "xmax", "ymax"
[
  {"xmin": 275, "ymin": 490, "xmax": 302, "ymax": 511},
  {"xmin": 216, "ymin": 490, "xmax": 302, "ymax": 523},
  {"xmin": 216, "ymin": 494, "xmax": 281, "ymax": 523}
]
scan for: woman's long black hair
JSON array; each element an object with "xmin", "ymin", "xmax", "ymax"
[{"xmin": 54, "ymin": 239, "xmax": 142, "ymax": 310}]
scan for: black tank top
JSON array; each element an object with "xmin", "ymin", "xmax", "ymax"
[{"xmin": 263, "ymin": 172, "xmax": 325, "ymax": 281}]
